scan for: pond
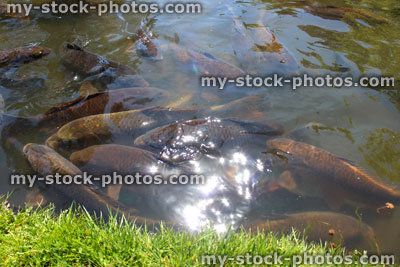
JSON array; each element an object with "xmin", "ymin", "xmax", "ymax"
[{"xmin": 1, "ymin": 0, "xmax": 399, "ymax": 260}]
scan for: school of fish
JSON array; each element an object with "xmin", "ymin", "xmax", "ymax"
[{"xmin": 0, "ymin": 1, "xmax": 398, "ymax": 250}]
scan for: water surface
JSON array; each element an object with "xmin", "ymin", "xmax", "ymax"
[{"xmin": 1, "ymin": 0, "xmax": 400, "ymax": 259}]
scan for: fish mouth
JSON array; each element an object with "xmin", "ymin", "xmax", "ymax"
[
  {"xmin": 22, "ymin": 143, "xmax": 45, "ymax": 158},
  {"xmin": 40, "ymin": 47, "xmax": 52, "ymax": 56},
  {"xmin": 23, "ymin": 143, "xmax": 50, "ymax": 154},
  {"xmin": 31, "ymin": 47, "xmax": 52, "ymax": 58},
  {"xmin": 22, "ymin": 143, "xmax": 32, "ymax": 156}
]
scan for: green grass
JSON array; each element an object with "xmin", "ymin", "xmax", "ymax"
[{"xmin": 0, "ymin": 199, "xmax": 394, "ymax": 266}]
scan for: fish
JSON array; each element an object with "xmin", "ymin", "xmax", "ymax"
[
  {"xmin": 229, "ymin": 6, "xmax": 297, "ymax": 74},
  {"xmin": 135, "ymin": 117, "xmax": 284, "ymax": 149},
  {"xmin": 69, "ymin": 144, "xmax": 182, "ymax": 197},
  {"xmin": 70, "ymin": 144, "xmax": 172, "ymax": 175},
  {"xmin": 0, "ymin": 46, "xmax": 51, "ymax": 69},
  {"xmin": 127, "ymin": 27, "xmax": 163, "ymax": 61},
  {"xmin": 264, "ymin": 138, "xmax": 400, "ymax": 209},
  {"xmin": 45, "ymin": 107, "xmax": 202, "ymax": 153},
  {"xmin": 0, "ymin": 3, "xmax": 29, "ymax": 22},
  {"xmin": 61, "ymin": 42, "xmax": 149, "ymax": 88},
  {"xmin": 22, "ymin": 143, "xmax": 160, "ymax": 226},
  {"xmin": 134, "ymin": 117, "xmax": 284, "ymax": 162},
  {"xmin": 168, "ymin": 43, "xmax": 245, "ymax": 79},
  {"xmin": 304, "ymin": 6, "xmax": 388, "ymax": 23},
  {"xmin": 2, "ymin": 87, "xmax": 169, "ymax": 135},
  {"xmin": 245, "ymin": 211, "xmax": 375, "ymax": 245}
]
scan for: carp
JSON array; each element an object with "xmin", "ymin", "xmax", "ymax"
[
  {"xmin": 45, "ymin": 107, "xmax": 202, "ymax": 153},
  {"xmin": 2, "ymin": 87, "xmax": 168, "ymax": 135},
  {"xmin": 0, "ymin": 46, "xmax": 51, "ymax": 69},
  {"xmin": 0, "ymin": 3, "xmax": 29, "ymax": 21},
  {"xmin": 168, "ymin": 43, "xmax": 245, "ymax": 79},
  {"xmin": 304, "ymin": 6, "xmax": 388, "ymax": 23},
  {"xmin": 134, "ymin": 117, "xmax": 284, "ymax": 149},
  {"xmin": 70, "ymin": 144, "xmax": 183, "ymax": 197},
  {"xmin": 245, "ymin": 211, "xmax": 375, "ymax": 245},
  {"xmin": 264, "ymin": 138, "xmax": 400, "ymax": 209},
  {"xmin": 22, "ymin": 143, "xmax": 159, "ymax": 226},
  {"xmin": 61, "ymin": 42, "xmax": 149, "ymax": 88},
  {"xmin": 70, "ymin": 144, "xmax": 172, "ymax": 175},
  {"xmin": 134, "ymin": 117, "xmax": 284, "ymax": 162},
  {"xmin": 229, "ymin": 6, "xmax": 297, "ymax": 74},
  {"xmin": 37, "ymin": 87, "xmax": 168, "ymax": 127}
]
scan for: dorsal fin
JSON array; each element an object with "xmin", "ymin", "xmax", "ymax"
[
  {"xmin": 65, "ymin": 42, "xmax": 83, "ymax": 51},
  {"xmin": 338, "ymin": 156, "xmax": 359, "ymax": 167},
  {"xmin": 196, "ymin": 50, "xmax": 217, "ymax": 60},
  {"xmin": 44, "ymin": 92, "xmax": 105, "ymax": 115}
]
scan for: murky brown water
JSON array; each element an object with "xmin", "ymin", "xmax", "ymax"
[{"xmin": 1, "ymin": 0, "xmax": 400, "ymax": 260}]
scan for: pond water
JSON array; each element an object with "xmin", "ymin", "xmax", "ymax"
[{"xmin": 1, "ymin": 0, "xmax": 400, "ymax": 260}]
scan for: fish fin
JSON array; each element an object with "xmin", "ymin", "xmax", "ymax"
[
  {"xmin": 107, "ymin": 185, "xmax": 122, "ymax": 201},
  {"xmin": 65, "ymin": 42, "xmax": 83, "ymax": 51},
  {"xmin": 44, "ymin": 92, "xmax": 104, "ymax": 115},
  {"xmin": 338, "ymin": 157, "xmax": 360, "ymax": 167},
  {"xmin": 276, "ymin": 171, "xmax": 297, "ymax": 191},
  {"xmin": 263, "ymin": 180, "xmax": 282, "ymax": 193},
  {"xmin": 195, "ymin": 50, "xmax": 217, "ymax": 60},
  {"xmin": 79, "ymin": 81, "xmax": 99, "ymax": 97}
]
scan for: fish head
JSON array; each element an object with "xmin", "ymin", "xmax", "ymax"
[
  {"xmin": 134, "ymin": 123, "xmax": 179, "ymax": 148},
  {"xmin": 61, "ymin": 42, "xmax": 109, "ymax": 76},
  {"xmin": 28, "ymin": 46, "xmax": 52, "ymax": 59},
  {"xmin": 10, "ymin": 46, "xmax": 52, "ymax": 66},
  {"xmin": 23, "ymin": 143, "xmax": 54, "ymax": 174},
  {"xmin": 23, "ymin": 143, "xmax": 82, "ymax": 176}
]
